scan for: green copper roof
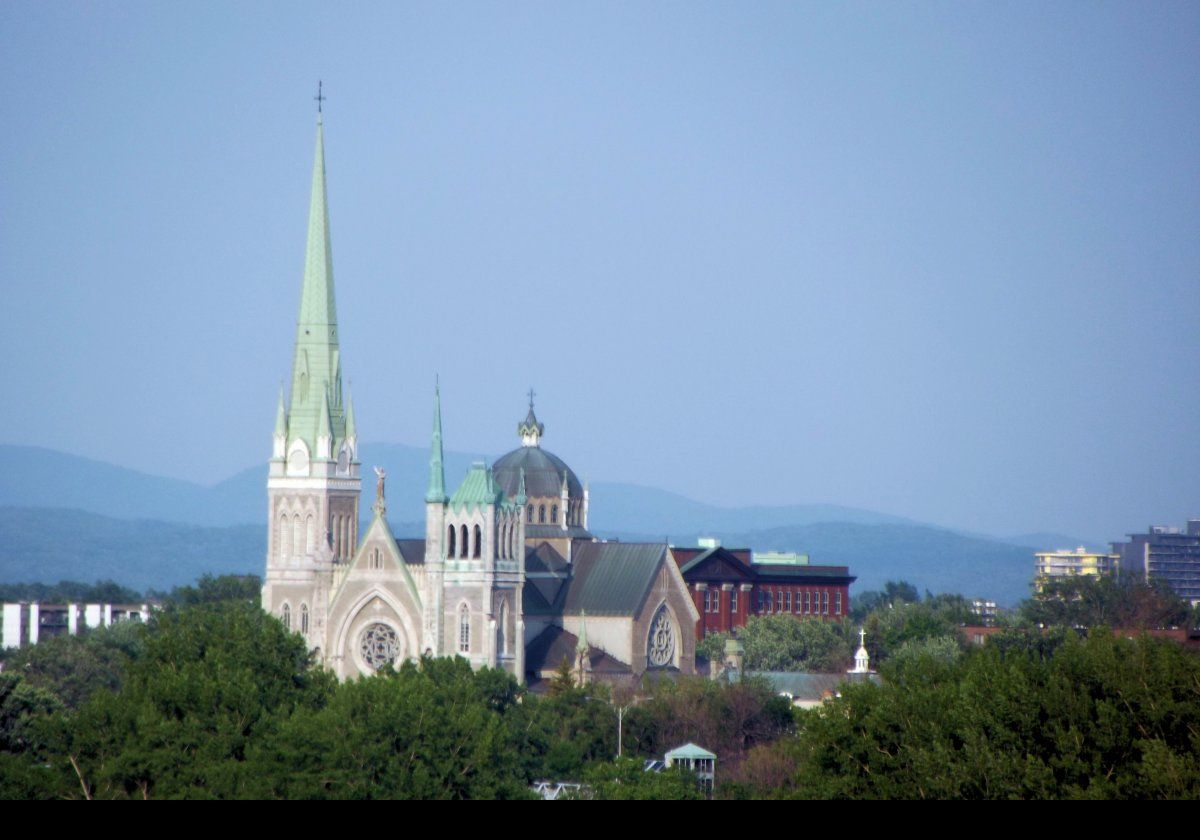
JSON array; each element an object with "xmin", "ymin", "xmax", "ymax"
[
  {"xmin": 285, "ymin": 118, "xmax": 348, "ymax": 457},
  {"xmin": 665, "ymin": 743, "xmax": 716, "ymax": 761},
  {"xmin": 425, "ymin": 385, "xmax": 446, "ymax": 503},
  {"xmin": 575, "ymin": 610, "xmax": 589, "ymax": 653},
  {"xmin": 448, "ymin": 461, "xmax": 506, "ymax": 514}
]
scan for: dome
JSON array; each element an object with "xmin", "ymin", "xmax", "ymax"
[{"xmin": 492, "ymin": 446, "xmax": 583, "ymax": 500}]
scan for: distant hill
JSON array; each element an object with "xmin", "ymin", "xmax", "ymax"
[
  {"xmin": 0, "ymin": 507, "xmax": 1035, "ymax": 606},
  {"xmin": 615, "ymin": 523, "xmax": 1036, "ymax": 606},
  {"xmin": 1002, "ymin": 532, "xmax": 1108, "ymax": 553},
  {"xmin": 0, "ymin": 444, "xmax": 1050, "ymax": 604},
  {"xmin": 0, "ymin": 507, "xmax": 262, "ymax": 592},
  {"xmin": 0, "ymin": 443, "xmax": 932, "ymax": 533}
]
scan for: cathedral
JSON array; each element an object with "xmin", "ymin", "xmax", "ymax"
[{"xmin": 261, "ymin": 116, "xmax": 698, "ymax": 683}]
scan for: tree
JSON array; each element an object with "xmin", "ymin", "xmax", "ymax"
[
  {"xmin": 1021, "ymin": 574, "xmax": 1191, "ymax": 630},
  {"xmin": 159, "ymin": 574, "xmax": 263, "ymax": 608},
  {"xmin": 851, "ymin": 580, "xmax": 921, "ymax": 621},
  {"xmin": 253, "ymin": 657, "xmax": 531, "ymax": 799},
  {"xmin": 45, "ymin": 601, "xmax": 331, "ymax": 799},
  {"xmin": 707, "ymin": 615, "xmax": 853, "ymax": 672},
  {"xmin": 783, "ymin": 631, "xmax": 1200, "ymax": 799},
  {"xmin": 1, "ymin": 622, "xmax": 141, "ymax": 710},
  {"xmin": 570, "ymin": 756, "xmax": 703, "ymax": 800}
]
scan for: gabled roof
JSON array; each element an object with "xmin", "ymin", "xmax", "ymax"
[
  {"xmin": 524, "ymin": 625, "xmax": 631, "ymax": 675},
  {"xmin": 677, "ymin": 546, "xmax": 755, "ymax": 579},
  {"xmin": 563, "ymin": 542, "xmax": 667, "ymax": 616},
  {"xmin": 394, "ymin": 539, "xmax": 426, "ymax": 565},
  {"xmin": 525, "ymin": 541, "xmax": 569, "ymax": 574}
]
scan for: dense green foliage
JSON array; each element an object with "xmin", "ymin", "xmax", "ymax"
[
  {"xmin": 0, "ymin": 579, "xmax": 143, "ymax": 605},
  {"xmin": 1020, "ymin": 574, "xmax": 1193, "ymax": 630},
  {"xmin": 699, "ymin": 584, "xmax": 973, "ymax": 672},
  {"xmin": 699, "ymin": 615, "xmax": 854, "ymax": 672},
  {"xmin": 780, "ymin": 631, "xmax": 1200, "ymax": 799},
  {"xmin": 1, "ymin": 574, "xmax": 1196, "ymax": 799}
]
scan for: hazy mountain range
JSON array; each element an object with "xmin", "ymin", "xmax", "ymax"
[{"xmin": 0, "ymin": 444, "xmax": 1104, "ymax": 605}]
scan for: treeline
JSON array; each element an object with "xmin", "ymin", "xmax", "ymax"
[
  {"xmin": 0, "ymin": 574, "xmax": 262, "ymax": 608},
  {"xmin": 1, "ymin": 574, "xmax": 1198, "ymax": 798},
  {"xmin": 699, "ymin": 574, "xmax": 1198, "ymax": 675},
  {"xmin": 0, "ymin": 581, "xmax": 790, "ymax": 799}
]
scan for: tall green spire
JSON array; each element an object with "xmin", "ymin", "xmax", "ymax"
[
  {"xmin": 425, "ymin": 383, "xmax": 446, "ymax": 503},
  {"xmin": 286, "ymin": 116, "xmax": 347, "ymax": 457}
]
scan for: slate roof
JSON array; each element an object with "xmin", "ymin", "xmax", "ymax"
[
  {"xmin": 525, "ymin": 524, "xmax": 593, "ymax": 540},
  {"xmin": 521, "ymin": 541, "xmax": 669, "ymax": 618},
  {"xmin": 525, "ymin": 541, "xmax": 569, "ymax": 574},
  {"xmin": 753, "ymin": 564, "xmax": 855, "ymax": 583},
  {"xmin": 492, "ymin": 446, "xmax": 584, "ymax": 498},
  {"xmin": 751, "ymin": 670, "xmax": 883, "ymax": 701},
  {"xmin": 564, "ymin": 542, "xmax": 667, "ymax": 616},
  {"xmin": 524, "ymin": 625, "xmax": 632, "ymax": 675},
  {"xmin": 394, "ymin": 539, "xmax": 426, "ymax": 565}
]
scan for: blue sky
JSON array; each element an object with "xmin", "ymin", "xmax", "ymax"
[{"xmin": 1, "ymin": 3, "xmax": 1197, "ymax": 541}]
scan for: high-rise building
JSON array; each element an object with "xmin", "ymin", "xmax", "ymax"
[
  {"xmin": 1033, "ymin": 546, "xmax": 1119, "ymax": 590},
  {"xmin": 1111, "ymin": 521, "xmax": 1200, "ymax": 606}
]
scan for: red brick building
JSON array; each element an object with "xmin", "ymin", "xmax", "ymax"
[{"xmin": 673, "ymin": 545, "xmax": 856, "ymax": 640}]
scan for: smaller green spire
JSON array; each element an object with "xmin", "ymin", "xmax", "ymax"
[
  {"xmin": 576, "ymin": 611, "xmax": 589, "ymax": 653},
  {"xmin": 425, "ymin": 383, "xmax": 446, "ymax": 503},
  {"xmin": 345, "ymin": 386, "xmax": 357, "ymax": 440},
  {"xmin": 317, "ymin": 384, "xmax": 332, "ymax": 454},
  {"xmin": 274, "ymin": 386, "xmax": 287, "ymax": 437}
]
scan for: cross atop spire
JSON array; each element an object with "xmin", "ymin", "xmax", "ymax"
[
  {"xmin": 314, "ymin": 80, "xmax": 326, "ymax": 115},
  {"xmin": 527, "ymin": 387, "xmax": 536, "ymax": 410}
]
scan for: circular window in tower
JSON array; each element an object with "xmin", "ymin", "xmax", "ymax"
[{"xmin": 359, "ymin": 623, "xmax": 400, "ymax": 672}]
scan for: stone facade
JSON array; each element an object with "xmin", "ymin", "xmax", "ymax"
[{"xmin": 261, "ymin": 117, "xmax": 698, "ymax": 684}]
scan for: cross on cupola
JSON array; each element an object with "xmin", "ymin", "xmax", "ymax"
[{"xmin": 518, "ymin": 388, "xmax": 545, "ymax": 448}]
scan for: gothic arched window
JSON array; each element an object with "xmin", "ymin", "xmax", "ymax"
[
  {"xmin": 300, "ymin": 603, "xmax": 309, "ymax": 633},
  {"xmin": 460, "ymin": 524, "xmax": 469, "ymax": 558},
  {"xmin": 499, "ymin": 601, "xmax": 509, "ymax": 655},
  {"xmin": 458, "ymin": 604, "xmax": 471, "ymax": 653},
  {"xmin": 280, "ymin": 514, "xmax": 290, "ymax": 560},
  {"xmin": 647, "ymin": 606, "xmax": 676, "ymax": 668},
  {"xmin": 538, "ymin": 505, "xmax": 545, "ymax": 524},
  {"xmin": 551, "ymin": 505, "xmax": 558, "ymax": 523},
  {"xmin": 447, "ymin": 524, "xmax": 456, "ymax": 557},
  {"xmin": 527, "ymin": 504, "xmax": 534, "ymax": 523},
  {"xmin": 281, "ymin": 603, "xmax": 291, "ymax": 631},
  {"xmin": 473, "ymin": 525, "xmax": 482, "ymax": 558}
]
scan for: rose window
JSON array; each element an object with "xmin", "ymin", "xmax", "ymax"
[
  {"xmin": 359, "ymin": 623, "xmax": 400, "ymax": 671},
  {"xmin": 647, "ymin": 607, "xmax": 675, "ymax": 667}
]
